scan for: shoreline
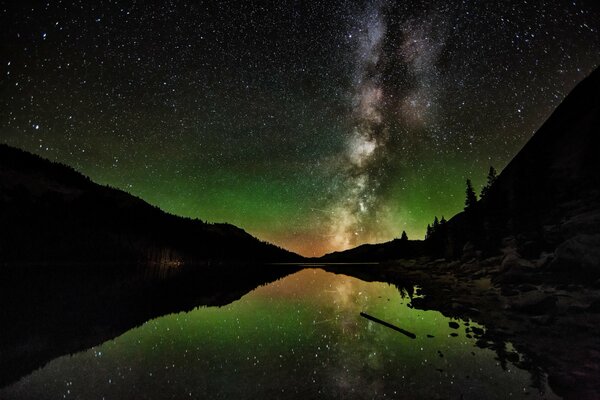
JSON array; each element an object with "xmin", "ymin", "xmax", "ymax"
[{"xmin": 325, "ymin": 254, "xmax": 600, "ymax": 399}]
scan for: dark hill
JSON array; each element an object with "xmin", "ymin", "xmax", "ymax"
[
  {"xmin": 320, "ymin": 238, "xmax": 423, "ymax": 262},
  {"xmin": 0, "ymin": 144, "xmax": 302, "ymax": 265}
]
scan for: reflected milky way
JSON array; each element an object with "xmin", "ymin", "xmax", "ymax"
[{"xmin": 1, "ymin": 269, "xmax": 557, "ymax": 399}]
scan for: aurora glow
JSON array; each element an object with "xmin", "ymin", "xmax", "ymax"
[
  {"xmin": 1, "ymin": 1, "xmax": 598, "ymax": 255},
  {"xmin": 0, "ymin": 269, "xmax": 558, "ymax": 399}
]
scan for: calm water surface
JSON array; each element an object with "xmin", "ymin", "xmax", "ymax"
[{"xmin": 1, "ymin": 268, "xmax": 557, "ymax": 399}]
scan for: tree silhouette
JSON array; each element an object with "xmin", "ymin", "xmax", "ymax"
[
  {"xmin": 480, "ymin": 166, "xmax": 498, "ymax": 198},
  {"xmin": 433, "ymin": 216, "xmax": 439, "ymax": 230},
  {"xmin": 400, "ymin": 231, "xmax": 408, "ymax": 241},
  {"xmin": 465, "ymin": 179, "xmax": 478, "ymax": 211},
  {"xmin": 440, "ymin": 216, "xmax": 447, "ymax": 224},
  {"xmin": 425, "ymin": 224, "xmax": 432, "ymax": 240}
]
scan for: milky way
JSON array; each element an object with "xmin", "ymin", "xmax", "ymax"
[
  {"xmin": 1, "ymin": 1, "xmax": 599, "ymax": 256},
  {"xmin": 327, "ymin": 1, "xmax": 388, "ymax": 250},
  {"xmin": 327, "ymin": 2, "xmax": 455, "ymax": 250}
]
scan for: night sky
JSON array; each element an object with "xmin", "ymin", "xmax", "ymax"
[{"xmin": 1, "ymin": 1, "xmax": 598, "ymax": 256}]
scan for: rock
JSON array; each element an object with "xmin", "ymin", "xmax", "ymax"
[
  {"xmin": 588, "ymin": 300, "xmax": 600, "ymax": 313},
  {"xmin": 471, "ymin": 269, "xmax": 487, "ymax": 279},
  {"xmin": 500, "ymin": 287, "xmax": 520, "ymax": 296},
  {"xmin": 494, "ymin": 269, "xmax": 531, "ymax": 285},
  {"xmin": 500, "ymin": 250, "xmax": 534, "ymax": 272},
  {"xmin": 550, "ymin": 234, "xmax": 600, "ymax": 276},
  {"xmin": 462, "ymin": 241, "xmax": 476, "ymax": 261},
  {"xmin": 520, "ymin": 240, "xmax": 543, "ymax": 258},
  {"xmin": 451, "ymin": 302, "xmax": 467, "ymax": 312},
  {"xmin": 510, "ymin": 292, "xmax": 557, "ymax": 315},
  {"xmin": 542, "ymin": 224, "xmax": 562, "ymax": 246},
  {"xmin": 501, "ymin": 236, "xmax": 518, "ymax": 249},
  {"xmin": 448, "ymin": 321, "xmax": 460, "ymax": 329},
  {"xmin": 481, "ymin": 255, "xmax": 503, "ymax": 267},
  {"xmin": 530, "ymin": 314, "xmax": 554, "ymax": 325},
  {"xmin": 517, "ymin": 284, "xmax": 537, "ymax": 292},
  {"xmin": 561, "ymin": 209, "xmax": 600, "ymax": 237},
  {"xmin": 564, "ymin": 284, "xmax": 582, "ymax": 292},
  {"xmin": 517, "ymin": 232, "xmax": 544, "ymax": 258},
  {"xmin": 535, "ymin": 252, "xmax": 554, "ymax": 268},
  {"xmin": 460, "ymin": 260, "xmax": 479, "ymax": 272},
  {"xmin": 567, "ymin": 305, "xmax": 588, "ymax": 314}
]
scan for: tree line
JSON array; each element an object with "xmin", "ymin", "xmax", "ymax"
[{"xmin": 425, "ymin": 166, "xmax": 497, "ymax": 239}]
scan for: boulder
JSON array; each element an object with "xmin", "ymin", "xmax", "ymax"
[
  {"xmin": 500, "ymin": 250, "xmax": 534, "ymax": 272},
  {"xmin": 542, "ymin": 224, "xmax": 562, "ymax": 246},
  {"xmin": 561, "ymin": 210, "xmax": 600, "ymax": 237},
  {"xmin": 549, "ymin": 234, "xmax": 600, "ymax": 276},
  {"xmin": 588, "ymin": 300, "xmax": 600, "ymax": 313},
  {"xmin": 501, "ymin": 236, "xmax": 518, "ymax": 249},
  {"xmin": 535, "ymin": 252, "xmax": 554, "ymax": 269},
  {"xmin": 461, "ymin": 241, "xmax": 477, "ymax": 261},
  {"xmin": 510, "ymin": 292, "xmax": 557, "ymax": 315},
  {"xmin": 480, "ymin": 255, "xmax": 503, "ymax": 267}
]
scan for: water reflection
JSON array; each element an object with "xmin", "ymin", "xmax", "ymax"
[{"xmin": 1, "ymin": 269, "xmax": 557, "ymax": 399}]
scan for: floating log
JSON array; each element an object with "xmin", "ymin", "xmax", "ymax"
[{"xmin": 360, "ymin": 312, "xmax": 416, "ymax": 339}]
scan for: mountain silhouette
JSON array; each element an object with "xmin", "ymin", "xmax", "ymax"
[
  {"xmin": 0, "ymin": 145, "xmax": 302, "ymax": 265},
  {"xmin": 320, "ymin": 238, "xmax": 423, "ymax": 262},
  {"xmin": 434, "ymin": 66, "xmax": 600, "ymax": 263}
]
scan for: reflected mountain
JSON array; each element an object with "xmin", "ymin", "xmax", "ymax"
[{"xmin": 0, "ymin": 264, "xmax": 300, "ymax": 388}]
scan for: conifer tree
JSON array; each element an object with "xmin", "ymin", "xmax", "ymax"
[
  {"xmin": 400, "ymin": 231, "xmax": 408, "ymax": 241},
  {"xmin": 480, "ymin": 166, "xmax": 498, "ymax": 198},
  {"xmin": 465, "ymin": 179, "xmax": 478, "ymax": 211}
]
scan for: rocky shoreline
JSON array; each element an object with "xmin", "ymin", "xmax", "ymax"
[{"xmin": 327, "ymin": 239, "xmax": 600, "ymax": 400}]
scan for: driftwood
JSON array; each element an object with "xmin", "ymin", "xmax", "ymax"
[{"xmin": 360, "ymin": 312, "xmax": 416, "ymax": 339}]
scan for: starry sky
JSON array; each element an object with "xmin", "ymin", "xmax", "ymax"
[{"xmin": 1, "ymin": 1, "xmax": 599, "ymax": 256}]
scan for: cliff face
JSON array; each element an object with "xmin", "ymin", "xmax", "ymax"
[
  {"xmin": 430, "ymin": 67, "xmax": 600, "ymax": 273},
  {"xmin": 484, "ymin": 66, "xmax": 600, "ymax": 235},
  {"xmin": 0, "ymin": 145, "xmax": 301, "ymax": 265}
]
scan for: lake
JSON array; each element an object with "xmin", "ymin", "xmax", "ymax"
[{"xmin": 0, "ymin": 267, "xmax": 557, "ymax": 399}]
